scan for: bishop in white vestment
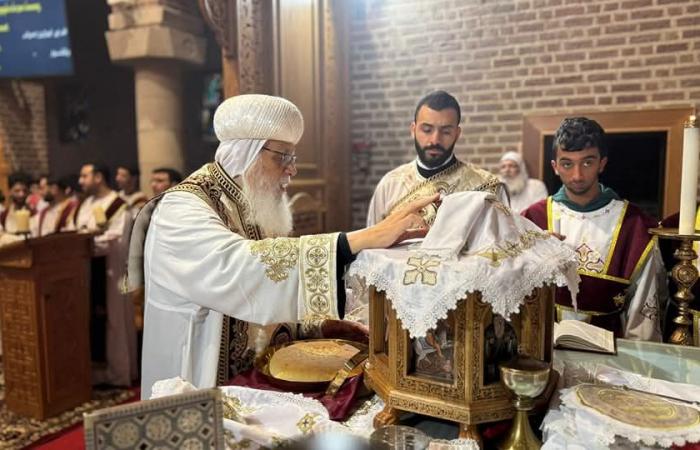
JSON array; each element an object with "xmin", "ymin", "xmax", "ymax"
[{"xmin": 132, "ymin": 95, "xmax": 434, "ymax": 399}]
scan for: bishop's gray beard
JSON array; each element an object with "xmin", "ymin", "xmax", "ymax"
[
  {"xmin": 241, "ymin": 161, "xmax": 294, "ymax": 238},
  {"xmin": 501, "ymin": 173, "xmax": 527, "ymax": 196}
]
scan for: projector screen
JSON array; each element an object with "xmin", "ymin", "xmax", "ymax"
[{"xmin": 0, "ymin": 0, "xmax": 74, "ymax": 78}]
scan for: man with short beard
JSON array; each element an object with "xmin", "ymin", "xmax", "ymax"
[
  {"xmin": 0, "ymin": 172, "xmax": 34, "ymax": 234},
  {"xmin": 116, "ymin": 166, "xmax": 149, "ymax": 215},
  {"xmin": 498, "ymin": 151, "xmax": 548, "ymax": 213},
  {"xmin": 150, "ymin": 167, "xmax": 182, "ymax": 196},
  {"xmin": 523, "ymin": 117, "xmax": 667, "ymax": 340},
  {"xmin": 131, "ymin": 95, "xmax": 434, "ymax": 399},
  {"xmin": 76, "ymin": 163, "xmax": 137, "ymax": 387},
  {"xmin": 366, "ymin": 90, "xmax": 503, "ymax": 226},
  {"xmin": 29, "ymin": 176, "xmax": 78, "ymax": 237}
]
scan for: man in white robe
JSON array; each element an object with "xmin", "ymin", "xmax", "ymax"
[
  {"xmin": 499, "ymin": 151, "xmax": 548, "ymax": 213},
  {"xmin": 523, "ymin": 117, "xmax": 667, "ymax": 340},
  {"xmin": 29, "ymin": 176, "xmax": 78, "ymax": 237},
  {"xmin": 116, "ymin": 166, "xmax": 148, "ymax": 218},
  {"xmin": 76, "ymin": 163, "xmax": 137, "ymax": 386},
  {"xmin": 0, "ymin": 172, "xmax": 34, "ymax": 234},
  {"xmin": 366, "ymin": 90, "xmax": 503, "ymax": 226},
  {"xmin": 133, "ymin": 95, "xmax": 434, "ymax": 399},
  {"xmin": 149, "ymin": 167, "xmax": 183, "ymax": 196}
]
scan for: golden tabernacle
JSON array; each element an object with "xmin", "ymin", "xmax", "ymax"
[
  {"xmin": 346, "ymin": 191, "xmax": 580, "ymax": 442},
  {"xmin": 365, "ymin": 287, "xmax": 556, "ymax": 441}
]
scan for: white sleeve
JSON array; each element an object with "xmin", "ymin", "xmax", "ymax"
[
  {"xmin": 144, "ymin": 192, "xmax": 340, "ymax": 326},
  {"xmin": 366, "ymin": 176, "xmax": 390, "ymax": 227},
  {"xmin": 623, "ymin": 243, "xmax": 668, "ymax": 341}
]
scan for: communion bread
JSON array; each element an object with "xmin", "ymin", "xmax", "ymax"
[{"xmin": 268, "ymin": 340, "xmax": 360, "ymax": 382}]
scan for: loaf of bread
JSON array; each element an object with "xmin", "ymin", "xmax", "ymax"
[{"xmin": 268, "ymin": 340, "xmax": 360, "ymax": 382}]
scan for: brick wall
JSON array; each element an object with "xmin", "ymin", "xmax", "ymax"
[
  {"xmin": 349, "ymin": 0, "xmax": 700, "ymax": 228},
  {"xmin": 0, "ymin": 81, "xmax": 49, "ymax": 177}
]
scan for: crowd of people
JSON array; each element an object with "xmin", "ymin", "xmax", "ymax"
[
  {"xmin": 0, "ymin": 164, "xmax": 182, "ymax": 385},
  {"xmin": 0, "ymin": 90, "xmax": 677, "ymax": 391},
  {"xmin": 0, "ymin": 166, "xmax": 183, "ymax": 237}
]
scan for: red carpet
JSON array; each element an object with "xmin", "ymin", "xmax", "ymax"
[{"xmin": 26, "ymin": 423, "xmax": 85, "ymax": 450}]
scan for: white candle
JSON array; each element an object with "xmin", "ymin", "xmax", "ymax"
[
  {"xmin": 13, "ymin": 209, "xmax": 30, "ymax": 234},
  {"xmin": 679, "ymin": 115, "xmax": 699, "ymax": 235}
]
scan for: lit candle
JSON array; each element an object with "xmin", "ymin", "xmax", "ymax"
[
  {"xmin": 13, "ymin": 209, "xmax": 30, "ymax": 234},
  {"xmin": 679, "ymin": 115, "xmax": 700, "ymax": 235},
  {"xmin": 93, "ymin": 206, "xmax": 107, "ymax": 227}
]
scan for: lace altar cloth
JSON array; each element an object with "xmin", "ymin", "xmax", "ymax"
[
  {"xmin": 348, "ymin": 191, "xmax": 580, "ymax": 338},
  {"xmin": 542, "ymin": 365, "xmax": 700, "ymax": 449},
  {"xmin": 150, "ymin": 378, "xmax": 479, "ymax": 449}
]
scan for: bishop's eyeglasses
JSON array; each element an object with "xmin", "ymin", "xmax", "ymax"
[{"xmin": 263, "ymin": 147, "xmax": 297, "ymax": 168}]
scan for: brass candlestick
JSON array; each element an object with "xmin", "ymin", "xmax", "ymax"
[
  {"xmin": 498, "ymin": 357, "xmax": 551, "ymax": 450},
  {"xmin": 649, "ymin": 227, "xmax": 700, "ymax": 346}
]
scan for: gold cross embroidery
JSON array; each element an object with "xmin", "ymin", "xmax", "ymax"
[{"xmin": 403, "ymin": 254, "xmax": 441, "ymax": 286}]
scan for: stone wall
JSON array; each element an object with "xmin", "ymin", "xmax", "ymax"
[{"xmin": 349, "ymin": 0, "xmax": 700, "ymax": 227}]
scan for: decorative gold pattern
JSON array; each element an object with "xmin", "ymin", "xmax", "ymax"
[
  {"xmin": 576, "ymin": 242, "xmax": 605, "ymax": 273},
  {"xmin": 366, "ymin": 288, "xmax": 555, "ymax": 430},
  {"xmin": 486, "ymin": 197, "xmax": 512, "ymax": 216},
  {"xmin": 209, "ymin": 162, "xmax": 262, "ymax": 240},
  {"xmin": 648, "ymin": 229, "xmax": 700, "ymax": 346},
  {"xmin": 296, "ymin": 413, "xmax": 318, "ymax": 434},
  {"xmin": 249, "ymin": 238, "xmax": 300, "ymax": 282},
  {"xmin": 576, "ymin": 385, "xmax": 700, "ymax": 429},
  {"xmin": 403, "ymin": 254, "xmax": 441, "ymax": 286},
  {"xmin": 578, "ymin": 270, "xmax": 631, "ymax": 285},
  {"xmin": 299, "ymin": 234, "xmax": 338, "ymax": 320},
  {"xmin": 474, "ymin": 230, "xmax": 551, "ymax": 267},
  {"xmin": 300, "ymin": 316, "xmax": 325, "ymax": 339},
  {"xmin": 222, "ymin": 394, "xmax": 257, "ymax": 422},
  {"xmin": 84, "ymin": 389, "xmax": 223, "ymax": 450},
  {"xmin": 388, "ymin": 161, "xmax": 503, "ymax": 224},
  {"xmin": 169, "ymin": 165, "xmax": 234, "ymax": 232}
]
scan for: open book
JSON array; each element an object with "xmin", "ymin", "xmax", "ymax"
[{"xmin": 553, "ymin": 320, "xmax": 616, "ymax": 354}]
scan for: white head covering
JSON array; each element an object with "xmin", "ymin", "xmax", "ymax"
[
  {"xmin": 499, "ymin": 151, "xmax": 528, "ymax": 178},
  {"xmin": 213, "ymin": 94, "xmax": 304, "ymax": 178}
]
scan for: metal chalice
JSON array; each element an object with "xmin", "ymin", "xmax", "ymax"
[{"xmin": 498, "ymin": 357, "xmax": 551, "ymax": 450}]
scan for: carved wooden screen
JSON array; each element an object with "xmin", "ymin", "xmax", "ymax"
[{"xmin": 271, "ymin": 0, "xmax": 351, "ymax": 232}]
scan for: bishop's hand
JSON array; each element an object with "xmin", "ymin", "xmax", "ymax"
[{"xmin": 347, "ymin": 193, "xmax": 439, "ymax": 253}]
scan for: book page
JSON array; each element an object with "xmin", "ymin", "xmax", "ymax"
[{"xmin": 554, "ymin": 320, "xmax": 615, "ymax": 353}]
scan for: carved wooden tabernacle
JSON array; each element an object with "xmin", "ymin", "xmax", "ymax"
[{"xmin": 365, "ymin": 287, "xmax": 555, "ymax": 440}]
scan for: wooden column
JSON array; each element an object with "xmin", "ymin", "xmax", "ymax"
[{"xmin": 105, "ymin": 0, "xmax": 207, "ymax": 193}]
